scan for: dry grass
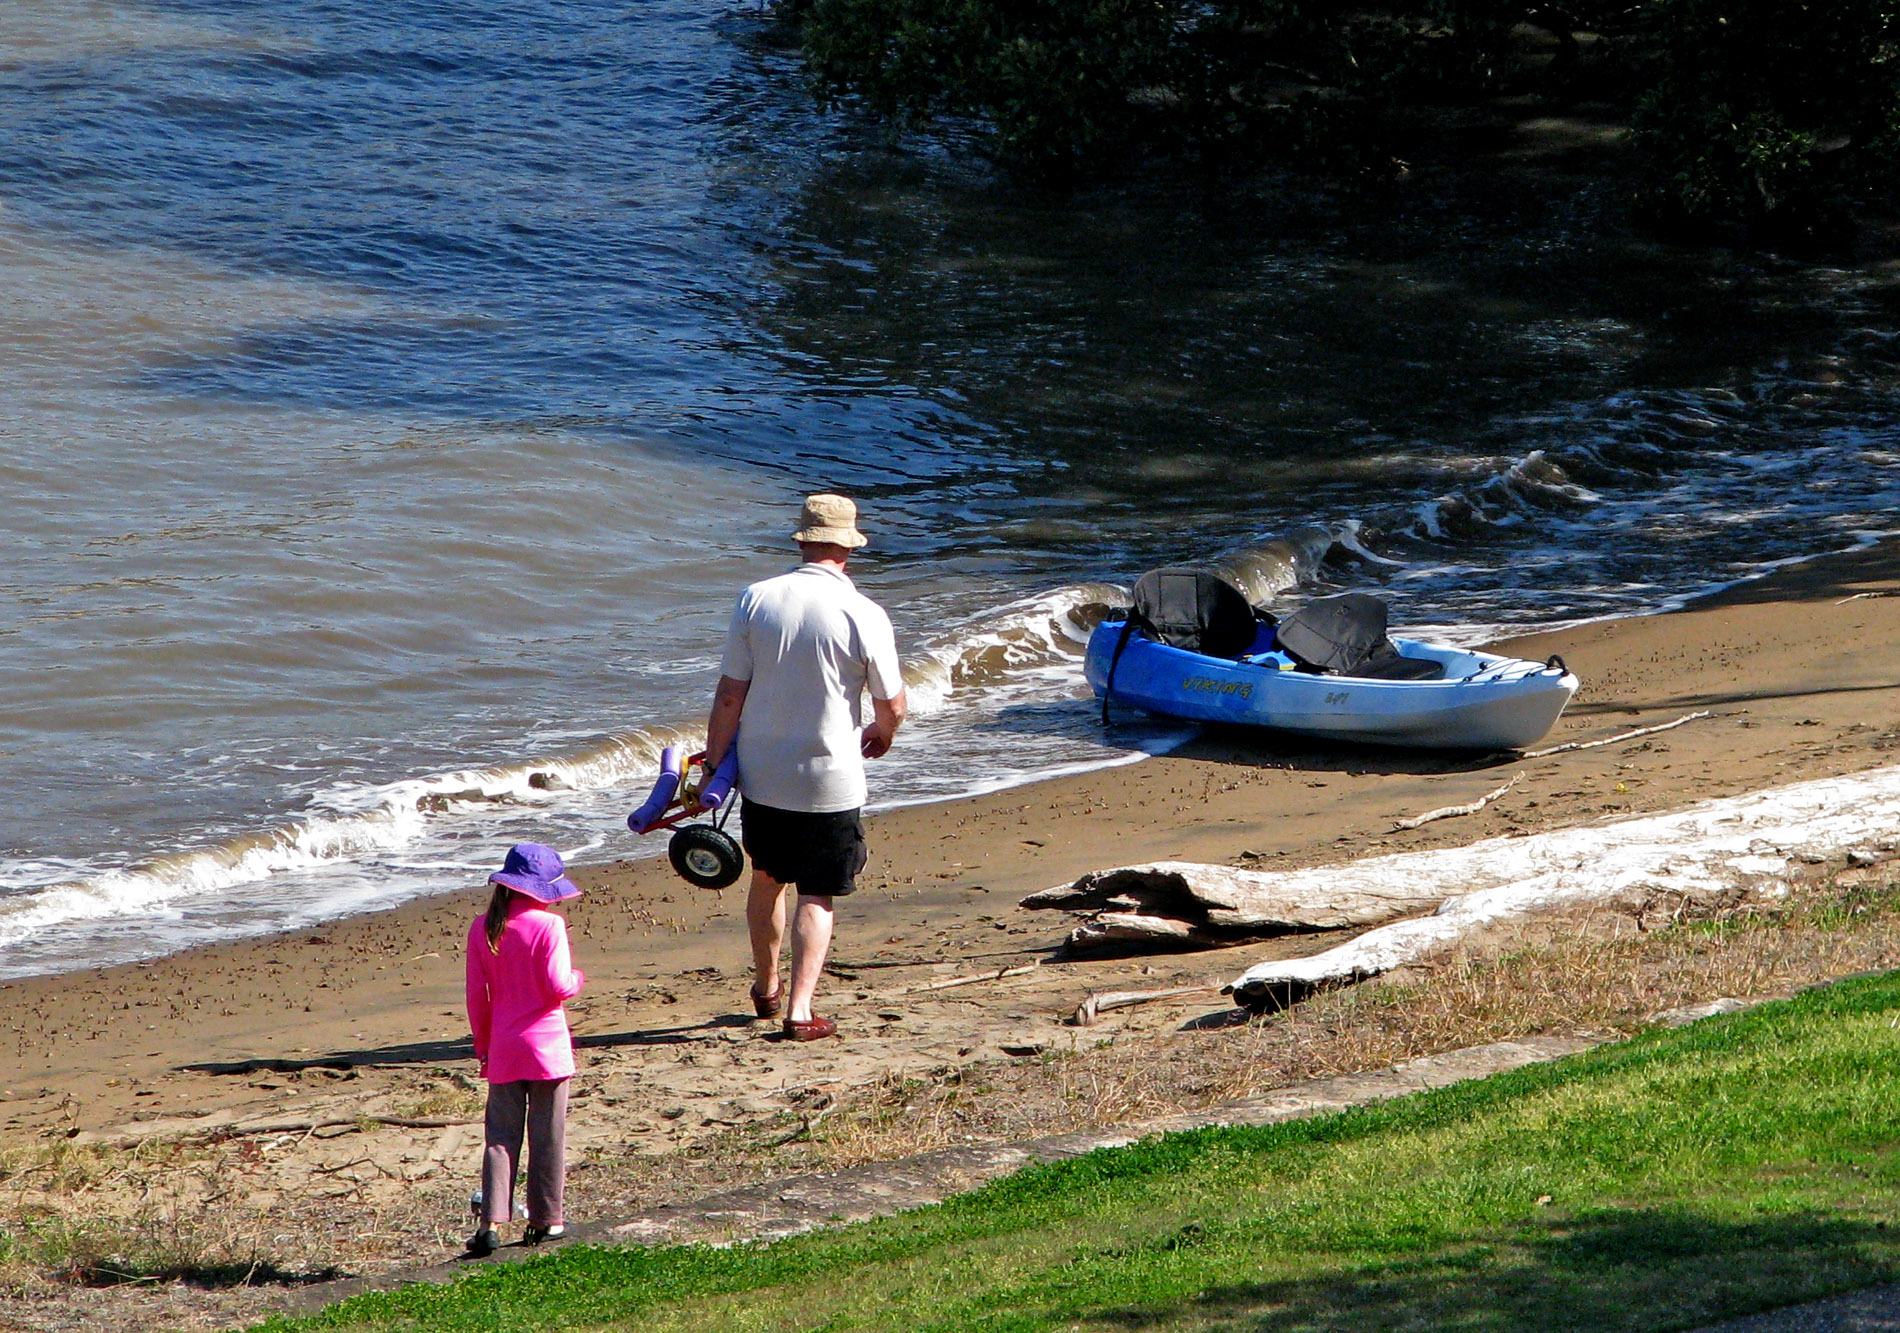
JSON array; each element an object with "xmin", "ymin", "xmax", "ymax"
[
  {"xmin": 0, "ymin": 1139, "xmax": 350, "ymax": 1295},
  {"xmin": 803, "ymin": 862, "xmax": 1900, "ymax": 1168},
  {"xmin": 386, "ymin": 1085, "xmax": 486, "ymax": 1124}
]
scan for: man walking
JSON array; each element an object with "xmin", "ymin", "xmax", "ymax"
[{"xmin": 700, "ymin": 494, "xmax": 906, "ymax": 1041}]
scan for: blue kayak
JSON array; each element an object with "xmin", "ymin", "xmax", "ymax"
[{"xmin": 1086, "ymin": 620, "xmax": 1579, "ymax": 750}]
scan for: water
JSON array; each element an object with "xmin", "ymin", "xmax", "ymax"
[{"xmin": 4, "ymin": 0, "xmax": 1900, "ymax": 979}]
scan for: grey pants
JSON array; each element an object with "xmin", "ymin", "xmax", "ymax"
[{"xmin": 481, "ymin": 1078, "xmax": 568, "ymax": 1226}]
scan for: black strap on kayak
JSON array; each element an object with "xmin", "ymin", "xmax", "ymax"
[
  {"xmin": 1545, "ymin": 654, "xmax": 1568, "ymax": 674},
  {"xmin": 1100, "ymin": 617, "xmax": 1140, "ymax": 725}
]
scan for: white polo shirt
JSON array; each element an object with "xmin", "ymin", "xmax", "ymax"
[{"xmin": 719, "ymin": 563, "xmax": 903, "ymax": 814}]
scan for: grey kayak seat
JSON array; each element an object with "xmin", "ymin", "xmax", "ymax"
[{"xmin": 1274, "ymin": 593, "xmax": 1444, "ymax": 681}]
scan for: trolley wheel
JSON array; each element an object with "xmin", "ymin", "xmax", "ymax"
[{"xmin": 669, "ymin": 825, "xmax": 745, "ymax": 890}]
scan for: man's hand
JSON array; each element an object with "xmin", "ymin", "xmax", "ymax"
[
  {"xmin": 861, "ymin": 688, "xmax": 907, "ymax": 759},
  {"xmin": 681, "ymin": 757, "xmax": 719, "ymax": 815}
]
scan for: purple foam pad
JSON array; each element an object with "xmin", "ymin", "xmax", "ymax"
[
  {"xmin": 696, "ymin": 748, "xmax": 740, "ymax": 810},
  {"xmin": 626, "ymin": 745, "xmax": 684, "ymax": 834}
]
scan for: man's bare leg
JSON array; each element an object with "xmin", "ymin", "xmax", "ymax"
[
  {"xmin": 746, "ymin": 868, "xmax": 788, "ymax": 1003},
  {"xmin": 785, "ymin": 895, "xmax": 835, "ymax": 1024}
]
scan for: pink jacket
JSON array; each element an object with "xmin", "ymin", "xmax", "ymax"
[{"xmin": 465, "ymin": 896, "xmax": 586, "ymax": 1084}]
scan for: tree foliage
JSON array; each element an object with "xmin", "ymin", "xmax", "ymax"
[
  {"xmin": 792, "ymin": 0, "xmax": 1630, "ymax": 174},
  {"xmin": 1632, "ymin": 0, "xmax": 1900, "ymax": 240},
  {"xmin": 795, "ymin": 0, "xmax": 1200, "ymax": 172},
  {"xmin": 787, "ymin": 0, "xmax": 1900, "ymax": 241}
]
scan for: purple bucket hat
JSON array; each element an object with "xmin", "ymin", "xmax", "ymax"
[{"xmin": 488, "ymin": 842, "xmax": 581, "ymax": 903}]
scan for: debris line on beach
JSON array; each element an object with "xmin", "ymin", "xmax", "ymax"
[{"xmin": 1225, "ymin": 765, "xmax": 1900, "ymax": 1010}]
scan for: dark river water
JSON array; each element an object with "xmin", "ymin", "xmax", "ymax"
[{"xmin": 4, "ymin": 0, "xmax": 1899, "ymax": 978}]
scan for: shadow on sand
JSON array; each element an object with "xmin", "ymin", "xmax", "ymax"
[{"xmin": 180, "ymin": 1013, "xmax": 763, "ymax": 1076}]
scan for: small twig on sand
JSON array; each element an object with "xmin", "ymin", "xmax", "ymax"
[
  {"xmin": 826, "ymin": 957, "xmax": 938, "ymax": 971},
  {"xmin": 81, "ymin": 1114, "xmax": 482, "ymax": 1147},
  {"xmin": 1836, "ymin": 591, "xmax": 1892, "ymax": 604},
  {"xmin": 1522, "ymin": 710, "xmax": 1714, "ymax": 759},
  {"xmin": 1393, "ymin": 774, "xmax": 1524, "ymax": 831},
  {"xmin": 906, "ymin": 964, "xmax": 1038, "ymax": 994},
  {"xmin": 228, "ymin": 1116, "xmax": 478, "ymax": 1137},
  {"xmin": 831, "ymin": 953, "xmax": 1028, "ymax": 973},
  {"xmin": 1072, "ymin": 985, "xmax": 1217, "ymax": 1027}
]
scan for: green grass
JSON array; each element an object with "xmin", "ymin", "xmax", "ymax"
[{"xmin": 260, "ymin": 973, "xmax": 1900, "ymax": 1332}]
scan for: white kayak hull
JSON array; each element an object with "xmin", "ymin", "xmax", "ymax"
[{"xmin": 1086, "ymin": 623, "xmax": 1579, "ymax": 751}]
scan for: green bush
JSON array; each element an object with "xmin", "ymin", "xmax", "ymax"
[{"xmin": 1632, "ymin": 0, "xmax": 1900, "ymax": 241}]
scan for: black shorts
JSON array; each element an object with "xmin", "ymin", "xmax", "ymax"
[{"xmin": 739, "ymin": 799, "xmax": 867, "ymax": 898}]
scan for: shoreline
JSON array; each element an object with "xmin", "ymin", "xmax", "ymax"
[
  {"xmin": 5, "ymin": 539, "xmax": 1900, "ymax": 1328},
  {"xmin": 11, "ymin": 539, "xmax": 1900, "ymax": 1110},
  {"xmin": 14, "ymin": 529, "xmax": 1898, "ymax": 992},
  {"xmin": 10, "ymin": 529, "xmax": 1896, "ymax": 989}
]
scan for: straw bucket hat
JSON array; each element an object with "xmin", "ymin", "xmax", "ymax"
[{"xmin": 793, "ymin": 493, "xmax": 868, "ymax": 549}]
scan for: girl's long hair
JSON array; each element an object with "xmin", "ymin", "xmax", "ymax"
[{"xmin": 483, "ymin": 884, "xmax": 514, "ymax": 953}]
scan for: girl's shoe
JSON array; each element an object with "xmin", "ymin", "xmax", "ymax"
[
  {"xmin": 750, "ymin": 983, "xmax": 782, "ymax": 1019},
  {"xmin": 523, "ymin": 1223, "xmax": 567, "ymax": 1245},
  {"xmin": 465, "ymin": 1226, "xmax": 501, "ymax": 1257}
]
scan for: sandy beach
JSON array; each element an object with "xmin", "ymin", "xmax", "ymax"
[{"xmin": 6, "ymin": 541, "xmax": 1900, "ymax": 1329}]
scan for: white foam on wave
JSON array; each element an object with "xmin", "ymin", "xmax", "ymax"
[
  {"xmin": 1407, "ymin": 449, "xmax": 1600, "ymax": 542},
  {"xmin": 871, "ymin": 738, "xmax": 1190, "ymax": 814},
  {"xmin": 903, "ymin": 582, "xmax": 1124, "ymax": 714},
  {"xmin": 0, "ymin": 729, "xmax": 696, "ymax": 961},
  {"xmin": 0, "ymin": 804, "xmax": 425, "ymax": 952}
]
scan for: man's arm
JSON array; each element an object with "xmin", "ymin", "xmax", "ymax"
[
  {"xmin": 861, "ymin": 686, "xmax": 906, "ymax": 760},
  {"xmin": 707, "ymin": 590, "xmax": 753, "ymax": 777},
  {"xmin": 704, "ymin": 675, "xmax": 749, "ymax": 771}
]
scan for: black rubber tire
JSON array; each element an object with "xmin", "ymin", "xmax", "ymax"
[{"xmin": 669, "ymin": 825, "xmax": 745, "ymax": 890}]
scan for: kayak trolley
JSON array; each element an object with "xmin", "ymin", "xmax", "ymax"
[{"xmin": 627, "ymin": 745, "xmax": 746, "ymax": 890}]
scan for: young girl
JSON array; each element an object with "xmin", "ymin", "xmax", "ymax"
[{"xmin": 464, "ymin": 842, "xmax": 586, "ymax": 1255}]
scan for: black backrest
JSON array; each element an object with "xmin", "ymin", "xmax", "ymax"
[
  {"xmin": 1131, "ymin": 567, "xmax": 1261, "ymax": 658},
  {"xmin": 1274, "ymin": 593, "xmax": 1389, "ymax": 674}
]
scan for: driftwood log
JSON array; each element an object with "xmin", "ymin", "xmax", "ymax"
[
  {"xmin": 1022, "ymin": 862, "xmax": 1450, "ymax": 952},
  {"xmin": 1225, "ymin": 766, "xmax": 1900, "ymax": 1011},
  {"xmin": 1071, "ymin": 985, "xmax": 1218, "ymax": 1026}
]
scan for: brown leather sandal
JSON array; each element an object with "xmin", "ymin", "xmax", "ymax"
[
  {"xmin": 750, "ymin": 983, "xmax": 782, "ymax": 1019},
  {"xmin": 782, "ymin": 1015, "xmax": 837, "ymax": 1041}
]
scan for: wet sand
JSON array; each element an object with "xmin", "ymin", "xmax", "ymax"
[{"xmin": 4, "ymin": 541, "xmax": 1900, "ymax": 1323}]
